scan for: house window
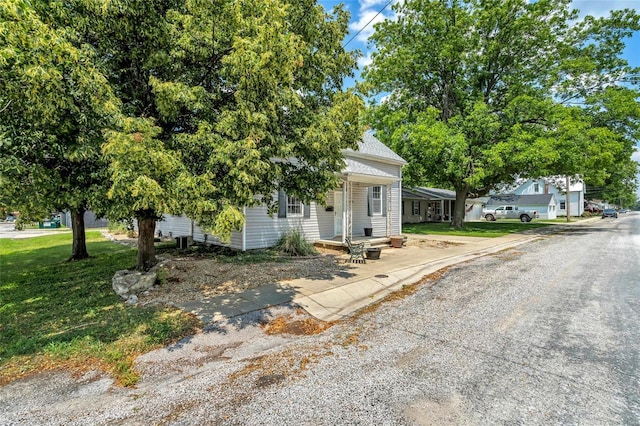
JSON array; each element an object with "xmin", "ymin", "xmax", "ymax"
[
  {"xmin": 412, "ymin": 201, "xmax": 420, "ymax": 215},
  {"xmin": 534, "ymin": 183, "xmax": 540, "ymax": 193},
  {"xmin": 287, "ymin": 196, "xmax": 302, "ymax": 217},
  {"xmin": 372, "ymin": 186, "xmax": 382, "ymax": 215},
  {"xmin": 560, "ymin": 201, "xmax": 566, "ymax": 210}
]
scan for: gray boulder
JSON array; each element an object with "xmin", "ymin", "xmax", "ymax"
[{"xmin": 112, "ymin": 270, "xmax": 157, "ymax": 299}]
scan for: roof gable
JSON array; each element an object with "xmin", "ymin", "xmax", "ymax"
[
  {"xmin": 342, "ymin": 132, "xmax": 406, "ymax": 165},
  {"xmin": 487, "ymin": 194, "xmax": 556, "ymax": 205}
]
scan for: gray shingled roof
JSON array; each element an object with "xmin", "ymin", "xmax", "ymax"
[
  {"xmin": 343, "ymin": 132, "xmax": 406, "ymax": 165},
  {"xmin": 487, "ymin": 194, "xmax": 555, "ymax": 205},
  {"xmin": 402, "ymin": 189, "xmax": 430, "ymax": 199},
  {"xmin": 343, "ymin": 158, "xmax": 398, "ymax": 179},
  {"xmin": 414, "ymin": 187, "xmax": 456, "ymax": 199}
]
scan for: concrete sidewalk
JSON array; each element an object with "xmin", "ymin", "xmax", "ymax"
[{"xmin": 178, "ymin": 220, "xmax": 595, "ymax": 323}]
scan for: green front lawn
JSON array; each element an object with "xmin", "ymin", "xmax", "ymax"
[
  {"xmin": 0, "ymin": 231, "xmax": 200, "ymax": 386},
  {"xmin": 402, "ymin": 220, "xmax": 552, "ymax": 238}
]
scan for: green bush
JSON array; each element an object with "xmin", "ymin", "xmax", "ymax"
[{"xmin": 275, "ymin": 229, "xmax": 318, "ymax": 257}]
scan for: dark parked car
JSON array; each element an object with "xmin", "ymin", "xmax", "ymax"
[{"xmin": 602, "ymin": 208, "xmax": 618, "ymax": 218}]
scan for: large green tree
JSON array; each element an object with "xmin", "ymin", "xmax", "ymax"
[
  {"xmin": 363, "ymin": 0, "xmax": 639, "ymax": 227},
  {"xmin": 583, "ymin": 87, "xmax": 640, "ymax": 208},
  {"xmin": 88, "ymin": 0, "xmax": 363, "ymax": 270},
  {"xmin": 0, "ymin": 0, "xmax": 119, "ymax": 259}
]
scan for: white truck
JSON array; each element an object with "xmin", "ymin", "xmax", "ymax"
[{"xmin": 483, "ymin": 205, "xmax": 539, "ymax": 222}]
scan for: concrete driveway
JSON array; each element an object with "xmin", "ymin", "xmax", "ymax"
[{"xmin": 0, "ymin": 223, "xmax": 71, "ymax": 239}]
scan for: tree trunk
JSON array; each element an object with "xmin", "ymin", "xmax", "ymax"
[
  {"xmin": 136, "ymin": 217, "xmax": 157, "ymax": 271},
  {"xmin": 69, "ymin": 208, "xmax": 89, "ymax": 261},
  {"xmin": 451, "ymin": 187, "xmax": 468, "ymax": 229}
]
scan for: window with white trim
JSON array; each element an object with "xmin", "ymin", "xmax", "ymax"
[
  {"xmin": 287, "ymin": 196, "xmax": 302, "ymax": 217},
  {"xmin": 533, "ymin": 183, "xmax": 540, "ymax": 193},
  {"xmin": 372, "ymin": 186, "xmax": 382, "ymax": 215}
]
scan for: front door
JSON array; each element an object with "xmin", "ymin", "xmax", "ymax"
[{"xmin": 334, "ymin": 191, "xmax": 343, "ymax": 236}]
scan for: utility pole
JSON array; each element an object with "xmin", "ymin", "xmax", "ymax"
[{"xmin": 566, "ymin": 175, "xmax": 571, "ymax": 222}]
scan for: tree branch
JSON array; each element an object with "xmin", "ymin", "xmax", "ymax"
[{"xmin": 0, "ymin": 100, "xmax": 11, "ymax": 113}]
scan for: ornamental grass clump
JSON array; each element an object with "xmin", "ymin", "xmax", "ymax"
[{"xmin": 275, "ymin": 229, "xmax": 318, "ymax": 257}]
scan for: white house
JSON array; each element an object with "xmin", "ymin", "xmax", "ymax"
[
  {"xmin": 155, "ymin": 132, "xmax": 407, "ymax": 251},
  {"xmin": 401, "ymin": 187, "xmax": 485, "ymax": 223},
  {"xmin": 509, "ymin": 177, "xmax": 584, "ymax": 217}
]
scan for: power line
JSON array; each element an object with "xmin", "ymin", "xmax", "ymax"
[{"xmin": 343, "ymin": 0, "xmax": 396, "ymax": 48}]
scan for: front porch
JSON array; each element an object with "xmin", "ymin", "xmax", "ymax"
[
  {"xmin": 315, "ymin": 235, "xmax": 406, "ymax": 252},
  {"xmin": 316, "ymin": 235, "xmax": 390, "ymax": 251}
]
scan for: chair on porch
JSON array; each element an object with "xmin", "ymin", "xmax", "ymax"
[{"xmin": 345, "ymin": 237, "xmax": 366, "ymax": 264}]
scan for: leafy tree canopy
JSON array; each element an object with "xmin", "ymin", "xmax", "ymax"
[
  {"xmin": 0, "ymin": 0, "xmax": 119, "ymax": 259},
  {"xmin": 80, "ymin": 0, "xmax": 364, "ymax": 268},
  {"xmin": 363, "ymin": 0, "xmax": 639, "ymax": 226}
]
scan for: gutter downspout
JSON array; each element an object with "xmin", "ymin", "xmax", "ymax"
[{"xmin": 566, "ymin": 175, "xmax": 571, "ymax": 222}]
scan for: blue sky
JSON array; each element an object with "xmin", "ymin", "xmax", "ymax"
[{"xmin": 319, "ymin": 0, "xmax": 640, "ymax": 187}]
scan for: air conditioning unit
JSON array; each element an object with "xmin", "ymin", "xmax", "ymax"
[{"xmin": 175, "ymin": 236, "xmax": 189, "ymax": 250}]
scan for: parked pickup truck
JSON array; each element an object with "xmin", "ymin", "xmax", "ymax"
[{"xmin": 483, "ymin": 205, "xmax": 539, "ymax": 222}]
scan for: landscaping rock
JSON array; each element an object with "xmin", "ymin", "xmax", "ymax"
[{"xmin": 112, "ymin": 270, "xmax": 157, "ymax": 299}]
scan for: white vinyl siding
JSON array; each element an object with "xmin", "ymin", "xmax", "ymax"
[
  {"xmin": 243, "ymin": 195, "xmax": 326, "ymax": 250},
  {"xmin": 157, "ymin": 214, "xmax": 243, "ymax": 249},
  {"xmin": 351, "ymin": 180, "xmax": 402, "ymax": 237},
  {"xmin": 391, "ymin": 180, "xmax": 402, "ymax": 235},
  {"xmin": 155, "ymin": 215, "xmax": 191, "ymax": 238}
]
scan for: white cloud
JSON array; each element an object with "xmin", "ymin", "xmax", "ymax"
[
  {"xmin": 358, "ymin": 0, "xmax": 390, "ymax": 10},
  {"xmin": 357, "ymin": 51, "xmax": 374, "ymax": 69},
  {"xmin": 348, "ymin": 7, "xmax": 393, "ymax": 43},
  {"xmin": 571, "ymin": 1, "xmax": 640, "ymax": 18}
]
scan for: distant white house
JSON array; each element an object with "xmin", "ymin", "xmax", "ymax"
[
  {"xmin": 499, "ymin": 177, "xmax": 585, "ymax": 217},
  {"xmin": 154, "ymin": 132, "xmax": 407, "ymax": 251}
]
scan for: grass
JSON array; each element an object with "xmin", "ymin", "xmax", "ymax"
[
  {"xmin": 0, "ymin": 231, "xmax": 201, "ymax": 386},
  {"xmin": 402, "ymin": 220, "xmax": 552, "ymax": 238}
]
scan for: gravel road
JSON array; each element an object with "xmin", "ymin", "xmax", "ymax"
[{"xmin": 1, "ymin": 215, "xmax": 639, "ymax": 425}]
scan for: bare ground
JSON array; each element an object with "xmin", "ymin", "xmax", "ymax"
[{"xmin": 104, "ymin": 231, "xmax": 461, "ymax": 307}]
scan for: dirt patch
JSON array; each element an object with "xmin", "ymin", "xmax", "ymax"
[
  {"xmin": 261, "ymin": 312, "xmax": 334, "ymax": 336},
  {"xmin": 136, "ymin": 253, "xmax": 345, "ymax": 306},
  {"xmin": 406, "ymin": 238, "xmax": 464, "ymax": 249}
]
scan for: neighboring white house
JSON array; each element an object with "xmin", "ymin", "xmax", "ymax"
[
  {"xmin": 486, "ymin": 193, "xmax": 558, "ymax": 219},
  {"xmin": 508, "ymin": 177, "xmax": 584, "ymax": 217},
  {"xmin": 155, "ymin": 132, "xmax": 407, "ymax": 251},
  {"xmin": 401, "ymin": 187, "xmax": 485, "ymax": 223},
  {"xmin": 499, "ymin": 176, "xmax": 585, "ymax": 216}
]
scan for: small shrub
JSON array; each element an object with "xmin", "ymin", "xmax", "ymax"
[
  {"xmin": 275, "ymin": 229, "xmax": 318, "ymax": 257},
  {"xmin": 107, "ymin": 220, "xmax": 128, "ymax": 234}
]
